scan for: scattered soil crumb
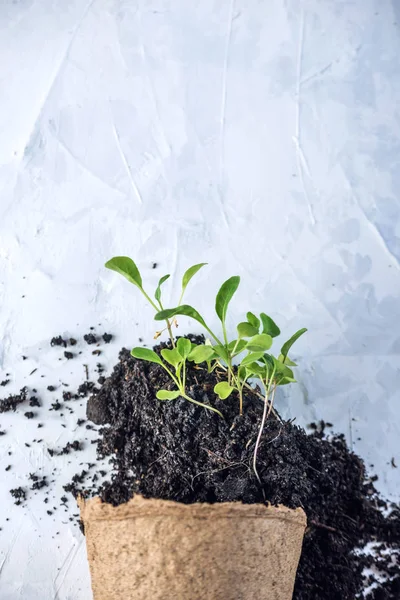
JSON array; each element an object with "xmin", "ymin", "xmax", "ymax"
[
  {"xmin": 0, "ymin": 387, "xmax": 27, "ymax": 413},
  {"xmin": 10, "ymin": 487, "xmax": 26, "ymax": 505},
  {"xmin": 50, "ymin": 336, "xmax": 67, "ymax": 347}
]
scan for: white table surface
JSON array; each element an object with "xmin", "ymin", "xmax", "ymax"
[{"xmin": 1, "ymin": 1, "xmax": 399, "ymax": 598}]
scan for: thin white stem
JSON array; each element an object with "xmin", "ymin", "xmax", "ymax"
[{"xmin": 252, "ymin": 371, "xmax": 277, "ymax": 493}]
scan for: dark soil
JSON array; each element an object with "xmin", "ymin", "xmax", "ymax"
[
  {"xmin": 85, "ymin": 337, "xmax": 400, "ymax": 600},
  {"xmin": 10, "ymin": 487, "xmax": 26, "ymax": 505},
  {"xmin": 50, "ymin": 336, "xmax": 67, "ymax": 347},
  {"xmin": 0, "ymin": 387, "xmax": 27, "ymax": 413}
]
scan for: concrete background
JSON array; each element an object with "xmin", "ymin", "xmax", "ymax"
[{"xmin": 1, "ymin": 1, "xmax": 399, "ymax": 598}]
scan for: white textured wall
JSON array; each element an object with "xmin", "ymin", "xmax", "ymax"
[{"xmin": 1, "ymin": 1, "xmax": 399, "ymax": 598}]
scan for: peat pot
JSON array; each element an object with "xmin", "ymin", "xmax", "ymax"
[{"xmin": 79, "ymin": 494, "xmax": 306, "ymax": 600}]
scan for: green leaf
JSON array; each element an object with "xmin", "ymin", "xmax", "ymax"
[
  {"xmin": 237, "ymin": 365, "xmax": 247, "ymax": 380},
  {"xmin": 237, "ymin": 322, "xmax": 258, "ymax": 338},
  {"xmin": 214, "ymin": 381, "xmax": 235, "ymax": 400},
  {"xmin": 215, "ymin": 276, "xmax": 240, "ymax": 324},
  {"xmin": 262, "ymin": 353, "xmax": 275, "ymax": 372},
  {"xmin": 240, "ymin": 351, "xmax": 265, "ymax": 366},
  {"xmin": 155, "ymin": 305, "xmax": 208, "ymax": 330},
  {"xmin": 278, "ymin": 353, "xmax": 297, "ymax": 367},
  {"xmin": 131, "ymin": 347, "xmax": 163, "ymax": 365},
  {"xmin": 228, "ymin": 339, "xmax": 248, "ymax": 354},
  {"xmin": 281, "ymin": 328, "xmax": 307, "ymax": 362},
  {"xmin": 161, "ymin": 348, "xmax": 182, "ymax": 367},
  {"xmin": 188, "ymin": 345, "xmax": 216, "ymax": 363},
  {"xmin": 260, "ymin": 313, "xmax": 281, "ymax": 337},
  {"xmin": 105, "ymin": 257, "xmax": 142, "ymax": 289},
  {"xmin": 246, "ymin": 312, "xmax": 260, "ymax": 330},
  {"xmin": 246, "ymin": 334, "xmax": 273, "ymax": 352},
  {"xmin": 177, "ymin": 337, "xmax": 192, "ymax": 359},
  {"xmin": 213, "ymin": 344, "xmax": 229, "ymax": 362},
  {"xmin": 154, "ymin": 274, "xmax": 170, "ymax": 303},
  {"xmin": 181, "ymin": 263, "xmax": 207, "ymax": 296},
  {"xmin": 272, "ymin": 358, "xmax": 295, "ymax": 384},
  {"xmin": 277, "ymin": 376, "xmax": 296, "ymax": 386},
  {"xmin": 156, "ymin": 389, "xmax": 181, "ymax": 400},
  {"xmin": 244, "ymin": 362, "xmax": 266, "ymax": 377}
]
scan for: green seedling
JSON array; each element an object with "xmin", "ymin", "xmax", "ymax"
[
  {"xmin": 131, "ymin": 337, "xmax": 223, "ymax": 418},
  {"xmin": 154, "ymin": 275, "xmax": 306, "ymax": 488},
  {"xmin": 155, "ymin": 277, "xmax": 306, "ymax": 415},
  {"xmin": 106, "ymin": 258, "xmax": 307, "ymax": 489},
  {"xmin": 105, "ymin": 256, "xmax": 206, "ymax": 347}
]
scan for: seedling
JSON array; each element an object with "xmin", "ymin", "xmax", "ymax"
[
  {"xmin": 131, "ymin": 337, "xmax": 223, "ymax": 418},
  {"xmin": 155, "ymin": 277, "xmax": 306, "ymax": 415},
  {"xmin": 154, "ymin": 275, "xmax": 306, "ymax": 486},
  {"xmin": 105, "ymin": 256, "xmax": 206, "ymax": 347},
  {"xmin": 106, "ymin": 257, "xmax": 307, "ymax": 487}
]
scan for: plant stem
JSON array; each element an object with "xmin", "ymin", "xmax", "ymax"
[
  {"xmin": 182, "ymin": 393, "xmax": 223, "ymax": 419},
  {"xmin": 165, "ymin": 319, "xmax": 176, "ymax": 347},
  {"xmin": 160, "ymin": 364, "xmax": 180, "ymax": 389},
  {"xmin": 212, "ymin": 362, "xmax": 281, "ymax": 420},
  {"xmin": 252, "ymin": 369, "xmax": 276, "ymax": 490},
  {"xmin": 155, "ymin": 296, "xmax": 176, "ymax": 348}
]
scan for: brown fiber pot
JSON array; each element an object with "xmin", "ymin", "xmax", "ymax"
[{"xmin": 79, "ymin": 494, "xmax": 306, "ymax": 600}]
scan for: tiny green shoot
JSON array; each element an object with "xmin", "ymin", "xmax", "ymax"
[{"xmin": 105, "ymin": 256, "xmax": 207, "ymax": 347}]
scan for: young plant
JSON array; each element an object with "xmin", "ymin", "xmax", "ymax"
[
  {"xmin": 105, "ymin": 256, "xmax": 206, "ymax": 347},
  {"xmin": 131, "ymin": 337, "xmax": 223, "ymax": 418},
  {"xmin": 154, "ymin": 279, "xmax": 306, "ymax": 488},
  {"xmin": 154, "ymin": 278, "xmax": 307, "ymax": 415}
]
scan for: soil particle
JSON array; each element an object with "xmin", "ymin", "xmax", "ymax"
[
  {"xmin": 24, "ymin": 411, "xmax": 35, "ymax": 419},
  {"xmin": 10, "ymin": 487, "xmax": 26, "ymax": 505},
  {"xmin": 0, "ymin": 387, "xmax": 27, "ymax": 413},
  {"xmin": 47, "ymin": 385, "xmax": 56, "ymax": 392},
  {"xmin": 78, "ymin": 381, "xmax": 96, "ymax": 397},
  {"xmin": 49, "ymin": 402, "xmax": 62, "ymax": 411},
  {"xmin": 29, "ymin": 474, "xmax": 48, "ymax": 490},
  {"xmin": 1, "ymin": 379, "xmax": 10, "ymax": 386},
  {"xmin": 92, "ymin": 350, "xmax": 101, "ymax": 356},
  {"xmin": 60, "ymin": 440, "xmax": 82, "ymax": 454},
  {"xmin": 29, "ymin": 396, "xmax": 41, "ymax": 407},
  {"xmin": 83, "ymin": 334, "xmax": 97, "ymax": 345},
  {"xmin": 85, "ymin": 340, "xmax": 400, "ymax": 600},
  {"xmin": 64, "ymin": 351, "xmax": 74, "ymax": 360},
  {"xmin": 103, "ymin": 333, "xmax": 113, "ymax": 343},
  {"xmin": 63, "ymin": 470, "xmax": 88, "ymax": 498},
  {"xmin": 69, "ymin": 338, "xmax": 77, "ymax": 346},
  {"xmin": 50, "ymin": 336, "xmax": 67, "ymax": 347}
]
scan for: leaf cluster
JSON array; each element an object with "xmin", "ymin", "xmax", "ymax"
[{"xmin": 105, "ymin": 257, "xmax": 307, "ymax": 417}]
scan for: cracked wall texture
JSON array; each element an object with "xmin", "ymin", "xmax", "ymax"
[{"xmin": 0, "ymin": 1, "xmax": 400, "ymax": 598}]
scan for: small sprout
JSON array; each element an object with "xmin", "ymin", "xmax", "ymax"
[
  {"xmin": 105, "ymin": 257, "xmax": 207, "ymax": 347},
  {"xmin": 107, "ymin": 259, "xmax": 307, "ymax": 460}
]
